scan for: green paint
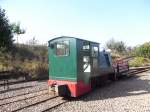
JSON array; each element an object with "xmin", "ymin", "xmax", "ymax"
[
  {"xmin": 48, "ymin": 36, "xmax": 101, "ymax": 85},
  {"xmin": 48, "ymin": 37, "xmax": 77, "ymax": 81}
]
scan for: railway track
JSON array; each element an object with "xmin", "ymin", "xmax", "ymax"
[
  {"xmin": 0, "ymin": 88, "xmax": 68, "ymax": 112},
  {"xmin": 0, "ymin": 80, "xmax": 26, "ymax": 86},
  {"xmin": 41, "ymin": 99, "xmax": 68, "ymax": 112},
  {"xmin": 128, "ymin": 66, "xmax": 150, "ymax": 75},
  {"xmin": 0, "ymin": 73, "xmax": 68, "ymax": 112},
  {"xmin": 11, "ymin": 95, "xmax": 59, "ymax": 112},
  {"xmin": 0, "ymin": 71, "xmax": 26, "ymax": 86},
  {"xmin": 0, "ymin": 87, "xmax": 47, "ymax": 100},
  {"xmin": 1, "ymin": 67, "xmax": 149, "ymax": 112},
  {"xmin": 0, "ymin": 89, "xmax": 48, "ymax": 106},
  {"xmin": 14, "ymin": 96, "xmax": 68, "ymax": 112}
]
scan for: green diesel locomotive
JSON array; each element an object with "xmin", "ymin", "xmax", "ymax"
[{"xmin": 48, "ymin": 36, "xmax": 129, "ymax": 97}]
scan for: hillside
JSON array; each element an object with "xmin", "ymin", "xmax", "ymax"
[{"xmin": 0, "ymin": 44, "xmax": 48, "ymax": 80}]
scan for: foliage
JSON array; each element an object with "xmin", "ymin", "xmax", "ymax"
[
  {"xmin": 106, "ymin": 38, "xmax": 126, "ymax": 53},
  {"xmin": 19, "ymin": 60, "xmax": 48, "ymax": 80},
  {"xmin": 10, "ymin": 44, "xmax": 48, "ymax": 61},
  {"xmin": 11, "ymin": 22, "xmax": 25, "ymax": 43},
  {"xmin": 0, "ymin": 7, "xmax": 13, "ymax": 51},
  {"xmin": 0, "ymin": 44, "xmax": 48, "ymax": 80},
  {"xmin": 11, "ymin": 22, "xmax": 25, "ymax": 35},
  {"xmin": 129, "ymin": 57, "xmax": 150, "ymax": 67},
  {"xmin": 134, "ymin": 42, "xmax": 150, "ymax": 59},
  {"xmin": 111, "ymin": 52, "xmax": 121, "ymax": 61}
]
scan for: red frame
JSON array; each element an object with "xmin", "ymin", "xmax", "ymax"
[{"xmin": 48, "ymin": 80, "xmax": 91, "ymax": 97}]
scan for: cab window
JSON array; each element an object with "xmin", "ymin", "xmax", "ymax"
[
  {"xmin": 83, "ymin": 42, "xmax": 90, "ymax": 50},
  {"xmin": 83, "ymin": 56, "xmax": 91, "ymax": 72},
  {"xmin": 55, "ymin": 40, "xmax": 69, "ymax": 56},
  {"xmin": 92, "ymin": 46, "xmax": 98, "ymax": 57}
]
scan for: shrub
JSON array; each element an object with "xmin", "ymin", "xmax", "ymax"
[
  {"xmin": 106, "ymin": 38, "xmax": 126, "ymax": 53},
  {"xmin": 20, "ymin": 60, "xmax": 48, "ymax": 80},
  {"xmin": 135, "ymin": 42, "xmax": 150, "ymax": 59},
  {"xmin": 129, "ymin": 57, "xmax": 150, "ymax": 67},
  {"xmin": 35, "ymin": 63, "xmax": 48, "ymax": 80}
]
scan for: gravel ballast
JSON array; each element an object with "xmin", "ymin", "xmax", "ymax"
[
  {"xmin": 0, "ymin": 71, "xmax": 150, "ymax": 112},
  {"xmin": 0, "ymin": 80, "xmax": 48, "ymax": 100},
  {"xmin": 51, "ymin": 70, "xmax": 150, "ymax": 112}
]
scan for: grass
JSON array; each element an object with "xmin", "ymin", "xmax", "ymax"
[
  {"xmin": 0, "ymin": 44, "xmax": 48, "ymax": 80},
  {"xmin": 129, "ymin": 57, "xmax": 150, "ymax": 67}
]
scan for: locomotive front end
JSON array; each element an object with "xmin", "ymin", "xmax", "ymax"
[{"xmin": 48, "ymin": 37, "xmax": 78, "ymax": 97}]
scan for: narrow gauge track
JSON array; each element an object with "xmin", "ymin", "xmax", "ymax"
[
  {"xmin": 0, "ymin": 92, "xmax": 59, "ymax": 112},
  {"xmin": 11, "ymin": 96, "xmax": 60, "ymax": 112},
  {"xmin": 0, "ymin": 92, "xmax": 68, "ymax": 112},
  {"xmin": 40, "ymin": 67, "xmax": 149, "ymax": 112},
  {"xmin": 0, "ymin": 79, "xmax": 46, "ymax": 88},
  {"xmin": 0, "ymin": 79, "xmax": 47, "ymax": 87},
  {"xmin": 129, "ymin": 66, "xmax": 150, "ymax": 75},
  {"xmin": 1, "ymin": 67, "xmax": 149, "ymax": 112},
  {"xmin": 0, "ymin": 80, "xmax": 26, "ymax": 86},
  {"xmin": 13, "ymin": 96, "xmax": 68, "ymax": 112},
  {"xmin": 0, "ymin": 89, "xmax": 48, "ymax": 106},
  {"xmin": 0, "ymin": 71, "xmax": 26, "ymax": 86},
  {"xmin": 41, "ymin": 100, "xmax": 68, "ymax": 112},
  {"xmin": 0, "ymin": 79, "xmax": 47, "ymax": 95},
  {"xmin": 0, "ymin": 88, "xmax": 47, "ymax": 100}
]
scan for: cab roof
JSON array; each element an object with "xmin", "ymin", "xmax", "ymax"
[{"xmin": 48, "ymin": 36, "xmax": 100, "ymax": 44}]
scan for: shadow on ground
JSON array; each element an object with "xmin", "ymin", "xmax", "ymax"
[{"xmin": 78, "ymin": 68, "xmax": 150, "ymax": 101}]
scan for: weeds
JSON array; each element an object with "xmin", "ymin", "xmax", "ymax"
[{"xmin": 0, "ymin": 44, "xmax": 48, "ymax": 80}]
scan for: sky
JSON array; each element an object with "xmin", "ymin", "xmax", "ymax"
[{"xmin": 0, "ymin": 0, "xmax": 150, "ymax": 47}]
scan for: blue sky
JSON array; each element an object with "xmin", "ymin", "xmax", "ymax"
[{"xmin": 0, "ymin": 0, "xmax": 150, "ymax": 47}]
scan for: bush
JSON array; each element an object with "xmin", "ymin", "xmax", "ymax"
[
  {"xmin": 106, "ymin": 38, "xmax": 126, "ymax": 53},
  {"xmin": 20, "ymin": 60, "xmax": 48, "ymax": 80},
  {"xmin": 0, "ymin": 44, "xmax": 48, "ymax": 80},
  {"xmin": 135, "ymin": 42, "xmax": 150, "ymax": 59},
  {"xmin": 35, "ymin": 63, "xmax": 48, "ymax": 80},
  {"xmin": 129, "ymin": 57, "xmax": 150, "ymax": 67}
]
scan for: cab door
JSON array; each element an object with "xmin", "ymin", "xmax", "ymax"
[
  {"xmin": 82, "ymin": 41, "xmax": 91, "ymax": 84},
  {"xmin": 81, "ymin": 42, "xmax": 99, "ymax": 84}
]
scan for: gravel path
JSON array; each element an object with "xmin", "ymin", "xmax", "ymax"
[{"xmin": 51, "ymin": 70, "xmax": 150, "ymax": 112}]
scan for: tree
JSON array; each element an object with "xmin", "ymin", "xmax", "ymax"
[
  {"xmin": 11, "ymin": 22, "xmax": 25, "ymax": 43},
  {"xmin": 135, "ymin": 42, "xmax": 150, "ymax": 58},
  {"xmin": 106, "ymin": 38, "xmax": 116, "ymax": 50},
  {"xmin": 0, "ymin": 8, "xmax": 13, "ymax": 51},
  {"xmin": 106, "ymin": 38, "xmax": 126, "ymax": 53}
]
